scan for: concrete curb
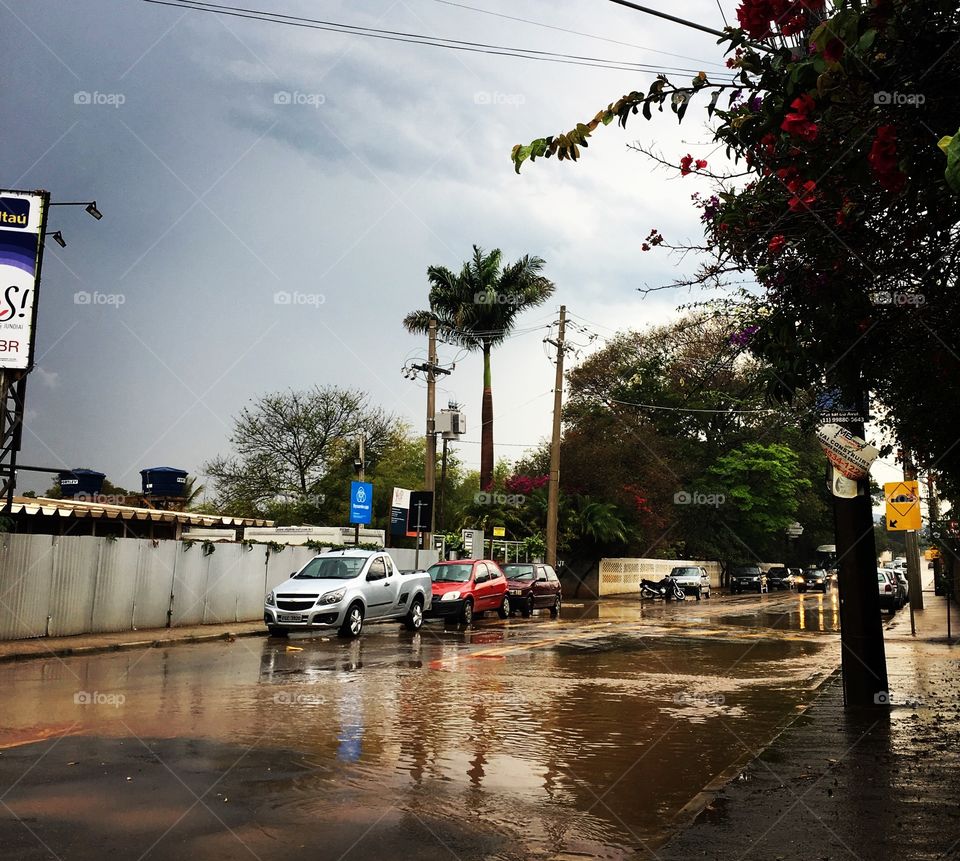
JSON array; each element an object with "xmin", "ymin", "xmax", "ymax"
[{"xmin": 0, "ymin": 628, "xmax": 268, "ymax": 664}]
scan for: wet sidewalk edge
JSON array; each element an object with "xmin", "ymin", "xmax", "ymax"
[
  {"xmin": 648, "ymin": 665, "xmax": 843, "ymax": 853},
  {"xmin": 0, "ymin": 623, "xmax": 268, "ymax": 663}
]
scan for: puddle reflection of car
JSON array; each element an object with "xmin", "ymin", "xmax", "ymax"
[
  {"xmin": 797, "ymin": 567, "xmax": 831, "ymax": 593},
  {"xmin": 730, "ymin": 565, "xmax": 768, "ymax": 594},
  {"xmin": 501, "ymin": 562, "xmax": 563, "ymax": 617},
  {"xmin": 425, "ymin": 560, "xmax": 510, "ymax": 626}
]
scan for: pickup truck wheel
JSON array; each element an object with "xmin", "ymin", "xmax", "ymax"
[
  {"xmin": 338, "ymin": 603, "xmax": 364, "ymax": 638},
  {"xmin": 461, "ymin": 599, "xmax": 474, "ymax": 626},
  {"xmin": 550, "ymin": 595, "xmax": 561, "ymax": 618},
  {"xmin": 521, "ymin": 596, "xmax": 533, "ymax": 618},
  {"xmin": 405, "ymin": 598, "xmax": 424, "ymax": 631},
  {"xmin": 497, "ymin": 595, "xmax": 510, "ymax": 619},
  {"xmin": 267, "ymin": 625, "xmax": 288, "ymax": 637}
]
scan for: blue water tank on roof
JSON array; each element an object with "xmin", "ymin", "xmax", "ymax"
[
  {"xmin": 58, "ymin": 469, "xmax": 105, "ymax": 498},
  {"xmin": 140, "ymin": 466, "xmax": 188, "ymax": 496}
]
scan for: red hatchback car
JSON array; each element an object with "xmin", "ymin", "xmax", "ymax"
[
  {"xmin": 501, "ymin": 562, "xmax": 562, "ymax": 618},
  {"xmin": 425, "ymin": 559, "xmax": 510, "ymax": 625}
]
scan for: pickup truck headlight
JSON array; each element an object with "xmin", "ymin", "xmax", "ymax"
[
  {"xmin": 440, "ymin": 591, "xmax": 461, "ymax": 601},
  {"xmin": 265, "ymin": 592, "xmax": 276, "ymax": 606},
  {"xmin": 319, "ymin": 589, "xmax": 346, "ymax": 605}
]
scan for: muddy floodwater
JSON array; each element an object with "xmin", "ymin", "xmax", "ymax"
[{"xmin": 0, "ymin": 593, "xmax": 842, "ymax": 860}]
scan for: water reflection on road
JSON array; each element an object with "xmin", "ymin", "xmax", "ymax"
[{"xmin": 0, "ymin": 593, "xmax": 840, "ymax": 860}]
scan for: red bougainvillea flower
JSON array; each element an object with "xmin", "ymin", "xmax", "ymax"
[
  {"xmin": 680, "ymin": 154, "xmax": 694, "ymax": 175},
  {"xmin": 768, "ymin": 234, "xmax": 787, "ymax": 253},
  {"xmin": 868, "ymin": 124, "xmax": 907, "ymax": 193},
  {"xmin": 822, "ymin": 37, "xmax": 845, "ymax": 62},
  {"xmin": 781, "ymin": 93, "xmax": 820, "ymax": 141},
  {"xmin": 787, "ymin": 179, "xmax": 818, "ymax": 210},
  {"xmin": 695, "ymin": 159, "xmax": 708, "ymax": 169}
]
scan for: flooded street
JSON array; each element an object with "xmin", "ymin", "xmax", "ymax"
[{"xmin": 0, "ymin": 592, "xmax": 843, "ymax": 860}]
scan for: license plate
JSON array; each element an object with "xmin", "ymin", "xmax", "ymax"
[
  {"xmin": 279, "ymin": 613, "xmax": 306, "ymax": 622},
  {"xmin": 510, "ymin": 590, "xmax": 522, "ymax": 596}
]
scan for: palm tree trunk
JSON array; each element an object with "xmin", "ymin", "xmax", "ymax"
[{"xmin": 480, "ymin": 344, "xmax": 494, "ymax": 491}]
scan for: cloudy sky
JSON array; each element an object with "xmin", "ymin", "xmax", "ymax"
[{"xmin": 3, "ymin": 0, "xmax": 905, "ymax": 502}]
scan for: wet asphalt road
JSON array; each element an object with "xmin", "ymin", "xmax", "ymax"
[{"xmin": 0, "ymin": 590, "xmax": 845, "ymax": 860}]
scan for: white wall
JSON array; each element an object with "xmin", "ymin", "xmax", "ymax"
[
  {"xmin": 0, "ymin": 535, "xmax": 437, "ymax": 641},
  {"xmin": 598, "ymin": 558, "xmax": 723, "ymax": 596}
]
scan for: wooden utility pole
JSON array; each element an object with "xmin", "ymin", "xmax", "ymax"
[
  {"xmin": 425, "ymin": 318, "xmax": 438, "ymax": 538},
  {"xmin": 546, "ymin": 305, "xmax": 566, "ymax": 567},
  {"xmin": 902, "ymin": 446, "xmax": 924, "ymax": 611}
]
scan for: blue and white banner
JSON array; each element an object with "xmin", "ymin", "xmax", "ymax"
[{"xmin": 0, "ymin": 190, "xmax": 48, "ymax": 370}]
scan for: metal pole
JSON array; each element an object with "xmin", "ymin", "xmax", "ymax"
[
  {"xmin": 902, "ymin": 446, "xmax": 924, "ymax": 611},
  {"xmin": 546, "ymin": 305, "xmax": 566, "ymax": 568},
  {"xmin": 354, "ymin": 433, "xmax": 364, "ymax": 546},
  {"xmin": 425, "ymin": 319, "xmax": 437, "ymax": 541},
  {"xmin": 438, "ymin": 436, "xmax": 449, "ymax": 532}
]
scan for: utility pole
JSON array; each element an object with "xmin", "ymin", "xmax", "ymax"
[
  {"xmin": 545, "ymin": 305, "xmax": 567, "ymax": 568},
  {"xmin": 353, "ymin": 433, "xmax": 364, "ymax": 547},
  {"xmin": 902, "ymin": 446, "xmax": 924, "ymax": 611},
  {"xmin": 425, "ymin": 318, "xmax": 437, "ymax": 533},
  {"xmin": 831, "ymin": 406, "xmax": 888, "ymax": 707}
]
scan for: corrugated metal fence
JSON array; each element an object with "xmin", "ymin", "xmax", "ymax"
[
  {"xmin": 599, "ymin": 558, "xmax": 723, "ymax": 596},
  {"xmin": 0, "ymin": 535, "xmax": 438, "ymax": 641}
]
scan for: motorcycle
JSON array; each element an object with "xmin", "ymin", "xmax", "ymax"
[{"xmin": 639, "ymin": 576, "xmax": 686, "ymax": 601}]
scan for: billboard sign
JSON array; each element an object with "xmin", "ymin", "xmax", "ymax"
[
  {"xmin": 390, "ymin": 487, "xmax": 411, "ymax": 536},
  {"xmin": 349, "ymin": 481, "xmax": 373, "ymax": 525},
  {"xmin": 408, "ymin": 491, "xmax": 434, "ymax": 534},
  {"xmin": 0, "ymin": 190, "xmax": 49, "ymax": 370}
]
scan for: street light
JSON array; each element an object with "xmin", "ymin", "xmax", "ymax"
[
  {"xmin": 49, "ymin": 200, "xmax": 103, "ymax": 220},
  {"xmin": 47, "ymin": 230, "xmax": 66, "ymax": 248}
]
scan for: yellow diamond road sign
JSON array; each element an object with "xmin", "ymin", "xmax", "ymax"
[{"xmin": 885, "ymin": 480, "xmax": 921, "ymax": 531}]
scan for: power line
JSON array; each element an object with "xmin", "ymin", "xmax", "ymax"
[
  {"xmin": 608, "ymin": 396, "xmax": 780, "ymax": 414},
  {"xmin": 141, "ymin": 0, "xmax": 717, "ymax": 74},
  {"xmin": 428, "ymin": 0, "xmax": 728, "ymax": 69}
]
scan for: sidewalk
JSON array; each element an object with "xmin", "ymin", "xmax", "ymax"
[
  {"xmin": 0, "ymin": 621, "xmax": 266, "ymax": 663},
  {"xmin": 658, "ymin": 593, "xmax": 960, "ymax": 860}
]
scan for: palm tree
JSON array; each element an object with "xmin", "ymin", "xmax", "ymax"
[{"xmin": 404, "ymin": 246, "xmax": 555, "ymax": 491}]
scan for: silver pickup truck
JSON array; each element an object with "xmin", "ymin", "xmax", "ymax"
[{"xmin": 264, "ymin": 549, "xmax": 432, "ymax": 638}]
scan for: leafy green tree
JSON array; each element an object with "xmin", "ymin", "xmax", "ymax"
[
  {"xmin": 204, "ymin": 386, "xmax": 394, "ymax": 523},
  {"xmin": 404, "ymin": 245, "xmax": 555, "ymax": 491}
]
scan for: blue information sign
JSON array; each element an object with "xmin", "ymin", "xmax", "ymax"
[{"xmin": 350, "ymin": 481, "xmax": 373, "ymax": 525}]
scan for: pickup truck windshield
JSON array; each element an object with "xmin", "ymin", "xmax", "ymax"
[
  {"xmin": 502, "ymin": 564, "xmax": 535, "ymax": 581},
  {"xmin": 295, "ymin": 557, "xmax": 365, "ymax": 579},
  {"xmin": 429, "ymin": 563, "xmax": 472, "ymax": 583},
  {"xmin": 671, "ymin": 568, "xmax": 700, "ymax": 577}
]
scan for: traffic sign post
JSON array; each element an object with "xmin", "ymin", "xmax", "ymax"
[{"xmin": 884, "ymin": 481, "xmax": 921, "ymax": 531}]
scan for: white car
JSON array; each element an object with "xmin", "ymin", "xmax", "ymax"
[
  {"xmin": 668, "ymin": 566, "xmax": 711, "ymax": 599},
  {"xmin": 264, "ymin": 550, "xmax": 433, "ymax": 638}
]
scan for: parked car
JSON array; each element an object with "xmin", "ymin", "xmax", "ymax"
[
  {"xmin": 765, "ymin": 566, "xmax": 791, "ymax": 591},
  {"xmin": 878, "ymin": 569, "xmax": 898, "ymax": 615},
  {"xmin": 797, "ymin": 567, "xmax": 831, "ymax": 593},
  {"xmin": 894, "ymin": 572, "xmax": 909, "ymax": 607},
  {"xmin": 425, "ymin": 559, "xmax": 509, "ymax": 625},
  {"xmin": 501, "ymin": 562, "xmax": 563, "ymax": 617},
  {"xmin": 264, "ymin": 550, "xmax": 432, "ymax": 638},
  {"xmin": 730, "ymin": 565, "xmax": 768, "ymax": 594},
  {"xmin": 668, "ymin": 565, "xmax": 711, "ymax": 599}
]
